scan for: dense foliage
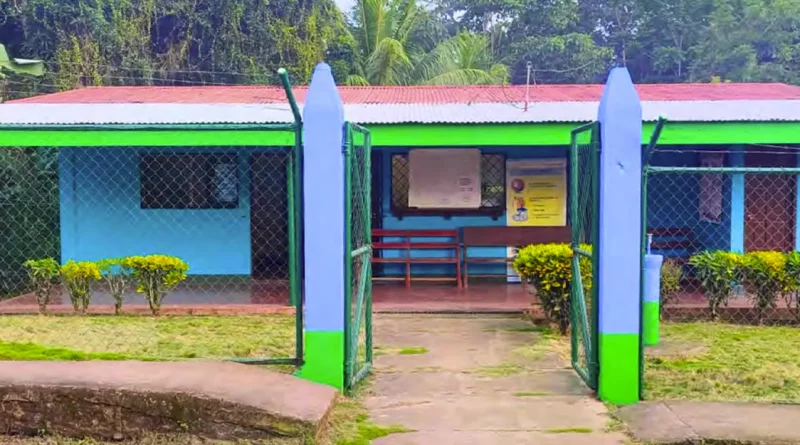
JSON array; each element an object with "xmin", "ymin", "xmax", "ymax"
[
  {"xmin": 2, "ymin": 0, "xmax": 800, "ymax": 91},
  {"xmin": 513, "ymin": 243, "xmax": 592, "ymax": 335},
  {"xmin": 689, "ymin": 250, "xmax": 744, "ymax": 321}
]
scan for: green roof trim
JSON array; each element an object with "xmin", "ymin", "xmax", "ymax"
[{"xmin": 0, "ymin": 121, "xmax": 798, "ymax": 148}]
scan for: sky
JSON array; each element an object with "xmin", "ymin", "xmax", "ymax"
[{"xmin": 336, "ymin": 0, "xmax": 355, "ymax": 15}]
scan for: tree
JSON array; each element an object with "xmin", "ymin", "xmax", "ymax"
[{"xmin": 348, "ymin": 0, "xmax": 506, "ymax": 85}]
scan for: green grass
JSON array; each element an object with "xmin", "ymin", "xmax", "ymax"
[
  {"xmin": 646, "ymin": 322, "xmax": 800, "ymax": 403},
  {"xmin": 325, "ymin": 379, "xmax": 412, "ymax": 445},
  {"xmin": 473, "ymin": 363, "xmax": 523, "ymax": 377},
  {"xmin": 0, "ymin": 315, "xmax": 296, "ymax": 361},
  {"xmin": 513, "ymin": 391, "xmax": 550, "ymax": 397},
  {"xmin": 544, "ymin": 427, "xmax": 593, "ymax": 434},
  {"xmin": 0, "ymin": 341, "xmax": 139, "ymax": 361},
  {"xmin": 397, "ymin": 347, "xmax": 428, "ymax": 355}
]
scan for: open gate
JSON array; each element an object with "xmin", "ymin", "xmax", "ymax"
[
  {"xmin": 344, "ymin": 122, "xmax": 373, "ymax": 392},
  {"xmin": 569, "ymin": 122, "xmax": 600, "ymax": 390}
]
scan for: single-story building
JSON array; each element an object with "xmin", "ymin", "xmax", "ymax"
[{"xmin": 2, "ymin": 82, "xmax": 800, "ymax": 304}]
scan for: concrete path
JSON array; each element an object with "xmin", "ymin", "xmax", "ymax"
[
  {"xmin": 366, "ymin": 315, "xmax": 627, "ymax": 445},
  {"xmin": 619, "ymin": 400, "xmax": 800, "ymax": 444}
]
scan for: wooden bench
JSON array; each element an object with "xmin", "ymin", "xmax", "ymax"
[
  {"xmin": 461, "ymin": 226, "xmax": 572, "ymax": 287},
  {"xmin": 371, "ymin": 229, "xmax": 461, "ymax": 288},
  {"xmin": 647, "ymin": 227, "xmax": 694, "ymax": 260}
]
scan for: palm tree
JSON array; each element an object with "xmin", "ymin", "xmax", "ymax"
[
  {"xmin": 410, "ymin": 32, "xmax": 508, "ymax": 85},
  {"xmin": 348, "ymin": 0, "xmax": 507, "ymax": 85}
]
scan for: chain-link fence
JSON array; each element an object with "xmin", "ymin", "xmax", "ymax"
[
  {"xmin": 644, "ymin": 145, "xmax": 800, "ymax": 325},
  {"xmin": 344, "ymin": 123, "xmax": 373, "ymax": 392},
  {"xmin": 569, "ymin": 122, "xmax": 599, "ymax": 390}
]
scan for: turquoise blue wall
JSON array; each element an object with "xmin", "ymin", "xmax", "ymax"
[
  {"xmin": 58, "ymin": 146, "xmax": 285, "ymax": 275},
  {"xmin": 377, "ymin": 146, "xmax": 567, "ymax": 277}
]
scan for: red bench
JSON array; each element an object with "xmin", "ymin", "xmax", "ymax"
[
  {"xmin": 371, "ymin": 229, "xmax": 461, "ymax": 288},
  {"xmin": 461, "ymin": 226, "xmax": 572, "ymax": 287}
]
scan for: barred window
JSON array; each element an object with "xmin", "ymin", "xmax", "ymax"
[
  {"xmin": 140, "ymin": 153, "xmax": 239, "ymax": 209},
  {"xmin": 391, "ymin": 152, "xmax": 505, "ymax": 217}
]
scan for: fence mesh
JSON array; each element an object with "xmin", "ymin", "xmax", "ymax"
[
  {"xmin": 345, "ymin": 123, "xmax": 373, "ymax": 391},
  {"xmin": 569, "ymin": 123, "xmax": 599, "ymax": 390},
  {"xmin": 0, "ymin": 144, "xmax": 301, "ymax": 358},
  {"xmin": 645, "ymin": 146, "xmax": 800, "ymax": 325}
]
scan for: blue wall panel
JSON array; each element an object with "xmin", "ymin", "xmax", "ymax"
[{"xmin": 59, "ymin": 146, "xmax": 284, "ymax": 275}]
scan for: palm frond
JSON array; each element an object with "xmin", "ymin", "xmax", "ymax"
[
  {"xmin": 423, "ymin": 68, "xmax": 501, "ymax": 85},
  {"xmin": 367, "ymin": 37, "xmax": 412, "ymax": 85},
  {"xmin": 344, "ymin": 74, "xmax": 371, "ymax": 86}
]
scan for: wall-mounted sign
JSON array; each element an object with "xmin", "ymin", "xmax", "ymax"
[
  {"xmin": 408, "ymin": 148, "xmax": 481, "ymax": 208},
  {"xmin": 506, "ymin": 158, "xmax": 567, "ymax": 226}
]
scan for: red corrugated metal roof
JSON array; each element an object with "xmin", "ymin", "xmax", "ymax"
[{"xmin": 10, "ymin": 83, "xmax": 800, "ymax": 104}]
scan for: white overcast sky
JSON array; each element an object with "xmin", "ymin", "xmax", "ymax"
[{"xmin": 336, "ymin": 0, "xmax": 355, "ymax": 14}]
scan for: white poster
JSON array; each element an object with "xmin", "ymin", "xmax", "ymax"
[
  {"xmin": 699, "ymin": 153, "xmax": 723, "ymax": 223},
  {"xmin": 507, "ymin": 246, "xmax": 521, "ymax": 283},
  {"xmin": 408, "ymin": 149, "xmax": 481, "ymax": 208}
]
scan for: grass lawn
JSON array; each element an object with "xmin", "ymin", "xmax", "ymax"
[
  {"xmin": 646, "ymin": 322, "xmax": 800, "ymax": 403},
  {"xmin": 0, "ymin": 315, "xmax": 296, "ymax": 361}
]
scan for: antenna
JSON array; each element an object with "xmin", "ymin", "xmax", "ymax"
[{"xmin": 524, "ymin": 61, "xmax": 532, "ymax": 112}]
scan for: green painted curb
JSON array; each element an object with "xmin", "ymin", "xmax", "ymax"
[
  {"xmin": 643, "ymin": 301, "xmax": 660, "ymax": 346},
  {"xmin": 598, "ymin": 333, "xmax": 640, "ymax": 405},
  {"xmin": 296, "ymin": 330, "xmax": 344, "ymax": 390}
]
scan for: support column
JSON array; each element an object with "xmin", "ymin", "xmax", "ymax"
[
  {"xmin": 795, "ymin": 151, "xmax": 800, "ymax": 252},
  {"xmin": 296, "ymin": 63, "xmax": 347, "ymax": 389},
  {"xmin": 597, "ymin": 67, "xmax": 643, "ymax": 405},
  {"xmin": 730, "ymin": 145, "xmax": 745, "ymax": 253}
]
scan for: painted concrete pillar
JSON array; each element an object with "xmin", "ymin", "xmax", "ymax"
[
  {"xmin": 296, "ymin": 63, "xmax": 346, "ymax": 389},
  {"xmin": 596, "ymin": 67, "xmax": 643, "ymax": 405},
  {"xmin": 730, "ymin": 145, "xmax": 745, "ymax": 253},
  {"xmin": 643, "ymin": 254, "xmax": 663, "ymax": 346}
]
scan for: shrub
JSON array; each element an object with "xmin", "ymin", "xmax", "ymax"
[
  {"xmin": 689, "ymin": 251, "xmax": 743, "ymax": 321},
  {"xmin": 660, "ymin": 259, "xmax": 683, "ymax": 315},
  {"xmin": 22, "ymin": 258, "xmax": 60, "ymax": 314},
  {"xmin": 97, "ymin": 258, "xmax": 131, "ymax": 315},
  {"xmin": 743, "ymin": 251, "xmax": 795, "ymax": 325},
  {"xmin": 60, "ymin": 261, "xmax": 102, "ymax": 314},
  {"xmin": 785, "ymin": 252, "xmax": 800, "ymax": 322},
  {"xmin": 122, "ymin": 255, "xmax": 188, "ymax": 315},
  {"xmin": 513, "ymin": 243, "xmax": 592, "ymax": 335}
]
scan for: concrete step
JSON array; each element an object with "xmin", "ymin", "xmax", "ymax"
[{"xmin": 0, "ymin": 361, "xmax": 337, "ymax": 442}]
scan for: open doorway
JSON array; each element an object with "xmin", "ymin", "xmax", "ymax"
[{"xmin": 250, "ymin": 153, "xmax": 289, "ymax": 280}]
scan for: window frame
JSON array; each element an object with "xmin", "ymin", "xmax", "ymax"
[
  {"xmin": 139, "ymin": 152, "xmax": 240, "ymax": 210},
  {"xmin": 389, "ymin": 151, "xmax": 506, "ymax": 220}
]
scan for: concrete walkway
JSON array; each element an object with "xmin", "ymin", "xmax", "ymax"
[
  {"xmin": 619, "ymin": 400, "xmax": 800, "ymax": 444},
  {"xmin": 366, "ymin": 315, "xmax": 627, "ymax": 445}
]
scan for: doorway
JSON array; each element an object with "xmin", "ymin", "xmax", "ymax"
[
  {"xmin": 250, "ymin": 153, "xmax": 289, "ymax": 280},
  {"xmin": 744, "ymin": 152, "xmax": 796, "ymax": 252}
]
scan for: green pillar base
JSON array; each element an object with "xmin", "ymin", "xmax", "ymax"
[
  {"xmin": 643, "ymin": 301, "xmax": 660, "ymax": 346},
  {"xmin": 296, "ymin": 330, "xmax": 344, "ymax": 390},
  {"xmin": 598, "ymin": 333, "xmax": 640, "ymax": 405}
]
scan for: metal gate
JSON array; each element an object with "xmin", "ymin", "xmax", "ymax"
[
  {"xmin": 569, "ymin": 122, "xmax": 600, "ymax": 390},
  {"xmin": 344, "ymin": 122, "xmax": 373, "ymax": 392}
]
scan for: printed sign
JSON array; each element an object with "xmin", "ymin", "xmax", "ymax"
[{"xmin": 506, "ymin": 158, "xmax": 567, "ymax": 226}]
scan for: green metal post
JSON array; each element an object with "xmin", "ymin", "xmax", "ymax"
[
  {"xmin": 293, "ymin": 125, "xmax": 304, "ymax": 364},
  {"xmin": 364, "ymin": 131, "xmax": 373, "ymax": 365},
  {"xmin": 569, "ymin": 131, "xmax": 580, "ymax": 369},
  {"xmin": 343, "ymin": 123, "xmax": 354, "ymax": 390},
  {"xmin": 590, "ymin": 123, "xmax": 601, "ymax": 390}
]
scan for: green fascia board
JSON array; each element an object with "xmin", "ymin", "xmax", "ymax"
[{"xmin": 0, "ymin": 121, "xmax": 799, "ymax": 147}]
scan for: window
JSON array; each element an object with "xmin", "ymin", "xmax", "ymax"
[
  {"xmin": 390, "ymin": 152, "xmax": 505, "ymax": 217},
  {"xmin": 140, "ymin": 153, "xmax": 239, "ymax": 209}
]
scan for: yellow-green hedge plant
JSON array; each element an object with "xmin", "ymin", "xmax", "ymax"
[
  {"xmin": 122, "ymin": 255, "xmax": 188, "ymax": 315},
  {"xmin": 513, "ymin": 243, "xmax": 592, "ymax": 335}
]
